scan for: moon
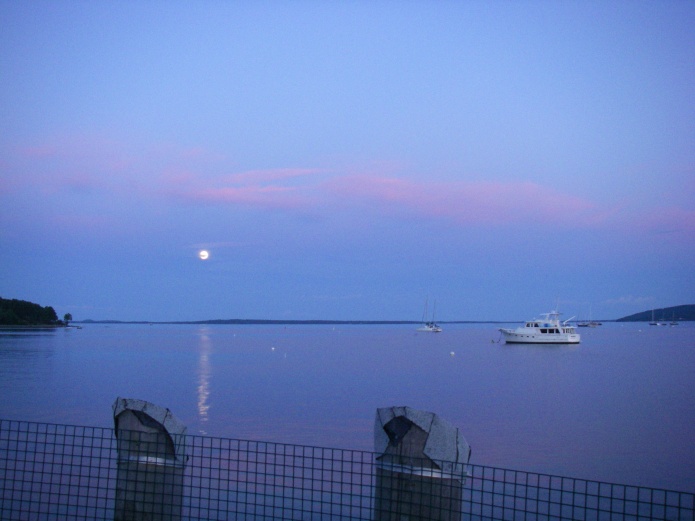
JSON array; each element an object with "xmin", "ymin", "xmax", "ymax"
[{"xmin": 198, "ymin": 250, "xmax": 209, "ymax": 260}]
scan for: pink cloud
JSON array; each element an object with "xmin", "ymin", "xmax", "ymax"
[
  {"xmin": 323, "ymin": 175, "xmax": 600, "ymax": 228},
  {"xmin": 191, "ymin": 185, "xmax": 303, "ymax": 208},
  {"xmin": 61, "ymin": 172, "xmax": 109, "ymax": 192},
  {"xmin": 222, "ymin": 168, "xmax": 326, "ymax": 186},
  {"xmin": 19, "ymin": 145, "xmax": 60, "ymax": 158},
  {"xmin": 158, "ymin": 167, "xmax": 325, "ymax": 191},
  {"xmin": 53, "ymin": 213, "xmax": 113, "ymax": 230},
  {"xmin": 10, "ymin": 135, "xmax": 689, "ymax": 238},
  {"xmin": 636, "ymin": 206, "xmax": 695, "ymax": 238},
  {"xmin": 7, "ymin": 137, "xmax": 135, "ymax": 193},
  {"xmin": 158, "ymin": 168, "xmax": 326, "ymax": 210},
  {"xmin": 158, "ymin": 169, "xmax": 199, "ymax": 188},
  {"xmin": 6, "ymin": 137, "xmax": 327, "ymax": 212}
]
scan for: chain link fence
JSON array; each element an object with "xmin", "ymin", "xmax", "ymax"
[{"xmin": 1, "ymin": 419, "xmax": 692, "ymax": 520}]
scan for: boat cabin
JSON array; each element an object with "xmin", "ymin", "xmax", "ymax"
[{"xmin": 525, "ymin": 322, "xmax": 575, "ymax": 335}]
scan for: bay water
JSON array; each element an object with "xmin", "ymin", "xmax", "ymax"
[{"xmin": 0, "ymin": 322, "xmax": 693, "ymax": 492}]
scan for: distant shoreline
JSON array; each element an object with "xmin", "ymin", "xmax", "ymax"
[
  {"xmin": 75, "ymin": 304, "xmax": 694, "ymax": 324},
  {"xmin": 77, "ymin": 319, "xmax": 594, "ymax": 325}
]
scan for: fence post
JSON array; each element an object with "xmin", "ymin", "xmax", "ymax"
[
  {"xmin": 112, "ymin": 397, "xmax": 187, "ymax": 521},
  {"xmin": 374, "ymin": 406, "xmax": 471, "ymax": 521}
]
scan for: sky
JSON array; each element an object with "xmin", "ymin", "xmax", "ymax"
[{"xmin": 1, "ymin": 1, "xmax": 694, "ymax": 322}]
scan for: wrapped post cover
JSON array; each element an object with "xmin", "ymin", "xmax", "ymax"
[
  {"xmin": 113, "ymin": 397, "xmax": 187, "ymax": 521},
  {"xmin": 374, "ymin": 406, "xmax": 471, "ymax": 521},
  {"xmin": 113, "ymin": 397, "xmax": 187, "ymax": 465},
  {"xmin": 375, "ymin": 406, "xmax": 470, "ymax": 474}
]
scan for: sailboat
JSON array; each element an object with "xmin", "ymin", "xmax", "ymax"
[
  {"xmin": 649, "ymin": 309, "xmax": 667, "ymax": 326},
  {"xmin": 417, "ymin": 298, "xmax": 442, "ymax": 333},
  {"xmin": 578, "ymin": 305, "xmax": 600, "ymax": 327}
]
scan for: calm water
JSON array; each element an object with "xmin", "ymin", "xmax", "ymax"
[{"xmin": 0, "ymin": 322, "xmax": 693, "ymax": 492}]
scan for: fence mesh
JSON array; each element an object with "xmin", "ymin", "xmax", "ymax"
[{"xmin": 1, "ymin": 419, "xmax": 693, "ymax": 520}]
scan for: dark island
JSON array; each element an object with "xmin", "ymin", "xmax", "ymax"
[{"xmin": 0, "ymin": 297, "xmax": 69, "ymax": 327}]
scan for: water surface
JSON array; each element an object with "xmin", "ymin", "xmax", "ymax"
[{"xmin": 0, "ymin": 322, "xmax": 693, "ymax": 491}]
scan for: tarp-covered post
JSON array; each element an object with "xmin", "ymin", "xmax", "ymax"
[
  {"xmin": 374, "ymin": 406, "xmax": 471, "ymax": 521},
  {"xmin": 113, "ymin": 397, "xmax": 187, "ymax": 521}
]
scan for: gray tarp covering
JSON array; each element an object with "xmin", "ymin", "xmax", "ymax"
[
  {"xmin": 113, "ymin": 397, "xmax": 187, "ymax": 465},
  {"xmin": 113, "ymin": 397, "xmax": 187, "ymax": 521},
  {"xmin": 375, "ymin": 406, "xmax": 471, "ymax": 474}
]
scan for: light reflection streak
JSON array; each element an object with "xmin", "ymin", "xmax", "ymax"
[{"xmin": 196, "ymin": 329, "xmax": 212, "ymax": 435}]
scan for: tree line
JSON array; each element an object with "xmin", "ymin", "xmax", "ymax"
[{"xmin": 0, "ymin": 297, "xmax": 69, "ymax": 326}]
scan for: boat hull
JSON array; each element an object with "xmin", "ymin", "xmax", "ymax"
[
  {"xmin": 499, "ymin": 329, "xmax": 580, "ymax": 344},
  {"xmin": 499, "ymin": 310, "xmax": 581, "ymax": 344},
  {"xmin": 417, "ymin": 325, "xmax": 442, "ymax": 333}
]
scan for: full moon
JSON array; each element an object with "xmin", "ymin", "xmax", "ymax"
[{"xmin": 198, "ymin": 250, "xmax": 209, "ymax": 260}]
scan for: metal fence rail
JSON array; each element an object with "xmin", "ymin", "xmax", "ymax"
[
  {"xmin": 463, "ymin": 466, "xmax": 694, "ymax": 521},
  {"xmin": 0, "ymin": 421, "xmax": 116, "ymax": 520},
  {"xmin": 1, "ymin": 419, "xmax": 693, "ymax": 520}
]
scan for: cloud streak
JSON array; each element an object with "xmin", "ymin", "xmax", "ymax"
[
  {"xmin": 323, "ymin": 175, "xmax": 601, "ymax": 228},
  {"xmin": 158, "ymin": 167, "xmax": 606, "ymax": 228},
  {"xmin": 5, "ymin": 137, "xmax": 693, "ymax": 239},
  {"xmin": 159, "ymin": 168, "xmax": 326, "ymax": 210}
]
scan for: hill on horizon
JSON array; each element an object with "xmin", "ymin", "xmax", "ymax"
[{"xmin": 616, "ymin": 304, "xmax": 694, "ymax": 322}]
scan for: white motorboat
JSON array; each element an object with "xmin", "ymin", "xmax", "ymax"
[{"xmin": 499, "ymin": 311, "xmax": 580, "ymax": 344}]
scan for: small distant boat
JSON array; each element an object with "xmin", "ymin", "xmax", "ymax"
[
  {"xmin": 577, "ymin": 305, "xmax": 600, "ymax": 327},
  {"xmin": 649, "ymin": 309, "xmax": 667, "ymax": 326},
  {"xmin": 417, "ymin": 322, "xmax": 442, "ymax": 333},
  {"xmin": 499, "ymin": 311, "xmax": 580, "ymax": 344},
  {"xmin": 577, "ymin": 320, "xmax": 600, "ymax": 327},
  {"xmin": 417, "ymin": 298, "xmax": 442, "ymax": 333}
]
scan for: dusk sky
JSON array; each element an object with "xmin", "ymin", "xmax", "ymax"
[{"xmin": 1, "ymin": 2, "xmax": 693, "ymax": 322}]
